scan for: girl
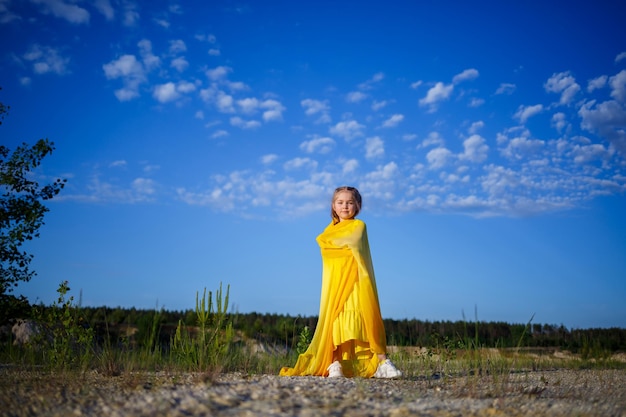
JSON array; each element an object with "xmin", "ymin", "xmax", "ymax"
[{"xmin": 280, "ymin": 186, "xmax": 402, "ymax": 378}]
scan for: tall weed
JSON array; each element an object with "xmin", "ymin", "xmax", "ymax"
[
  {"xmin": 171, "ymin": 283, "xmax": 234, "ymax": 371},
  {"xmin": 32, "ymin": 281, "xmax": 94, "ymax": 371}
]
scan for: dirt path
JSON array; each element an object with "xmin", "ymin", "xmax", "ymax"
[{"xmin": 1, "ymin": 368, "xmax": 625, "ymax": 416}]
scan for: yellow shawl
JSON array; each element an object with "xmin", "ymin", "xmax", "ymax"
[{"xmin": 280, "ymin": 219, "xmax": 387, "ymax": 377}]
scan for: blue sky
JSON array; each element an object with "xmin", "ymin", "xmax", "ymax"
[{"xmin": 1, "ymin": 1, "xmax": 625, "ymax": 329}]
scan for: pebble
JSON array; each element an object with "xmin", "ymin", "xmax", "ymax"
[{"xmin": 1, "ymin": 369, "xmax": 625, "ymax": 416}]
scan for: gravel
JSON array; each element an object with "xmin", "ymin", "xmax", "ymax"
[{"xmin": 1, "ymin": 368, "xmax": 625, "ymax": 416}]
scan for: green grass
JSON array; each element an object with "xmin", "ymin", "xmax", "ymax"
[{"xmin": 1, "ymin": 281, "xmax": 624, "ymax": 380}]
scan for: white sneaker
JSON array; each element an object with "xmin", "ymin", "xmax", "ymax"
[
  {"xmin": 327, "ymin": 361, "xmax": 344, "ymax": 378},
  {"xmin": 374, "ymin": 359, "xmax": 402, "ymax": 378}
]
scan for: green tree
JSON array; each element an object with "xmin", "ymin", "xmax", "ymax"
[{"xmin": 0, "ymin": 97, "xmax": 66, "ymax": 314}]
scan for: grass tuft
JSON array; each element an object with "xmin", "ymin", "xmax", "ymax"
[{"xmin": 1, "ymin": 281, "xmax": 624, "ymax": 388}]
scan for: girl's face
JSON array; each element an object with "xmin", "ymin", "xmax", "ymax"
[{"xmin": 333, "ymin": 190, "xmax": 357, "ymax": 222}]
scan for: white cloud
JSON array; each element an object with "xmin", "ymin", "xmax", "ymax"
[
  {"xmin": 152, "ymin": 81, "xmax": 194, "ymax": 103},
  {"xmin": 109, "ymin": 160, "xmax": 127, "ymax": 168},
  {"xmin": 230, "ymin": 117, "xmax": 261, "ymax": 129},
  {"xmin": 113, "ymin": 88, "xmax": 139, "ymax": 101},
  {"xmin": 284, "ymin": 157, "xmax": 317, "ymax": 171},
  {"xmin": 301, "ymin": 99, "xmax": 331, "ymax": 123},
  {"xmin": 170, "ymin": 57, "xmax": 188, "ymax": 72},
  {"xmin": 426, "ymin": 147, "xmax": 452, "ymax": 169},
  {"xmin": 615, "ymin": 52, "xmax": 626, "ymax": 62},
  {"xmin": 138, "ymin": 39, "xmax": 160, "ymax": 71},
  {"xmin": 342, "ymin": 159, "xmax": 359, "ymax": 173},
  {"xmin": 570, "ymin": 143, "xmax": 613, "ymax": 164},
  {"xmin": 234, "ymin": 97, "xmax": 282, "ymax": 121},
  {"xmin": 381, "ymin": 114, "xmax": 404, "ymax": 128},
  {"xmin": 587, "ymin": 75, "xmax": 608, "ymax": 93},
  {"xmin": 166, "ymin": 106, "xmax": 625, "ymax": 217},
  {"xmin": 142, "ymin": 164, "xmax": 160, "ymax": 173},
  {"xmin": 260, "ymin": 99, "xmax": 285, "ymax": 122},
  {"xmin": 364, "ymin": 161, "xmax": 398, "ymax": 181},
  {"xmin": 216, "ymin": 91, "xmax": 235, "ymax": 113},
  {"xmin": 544, "ymin": 71, "xmax": 581, "ymax": 105},
  {"xmin": 452, "ymin": 68, "xmax": 479, "ymax": 84},
  {"xmin": 480, "ymin": 164, "xmax": 520, "ymax": 196},
  {"xmin": 551, "ymin": 112, "xmax": 568, "ymax": 132},
  {"xmin": 206, "ymin": 66, "xmax": 232, "ymax": 81},
  {"xmin": 0, "ymin": 1, "xmax": 21, "ymax": 23},
  {"xmin": 420, "ymin": 131, "xmax": 444, "ymax": 148},
  {"xmin": 513, "ymin": 104, "xmax": 543, "ymax": 123},
  {"xmin": 70, "ymin": 175, "xmax": 159, "ymax": 204},
  {"xmin": 419, "ymin": 82, "xmax": 453, "ymax": 110},
  {"xmin": 410, "ymin": 80, "xmax": 423, "ymax": 89},
  {"xmin": 468, "ymin": 121, "xmax": 484, "ymax": 134},
  {"xmin": 346, "ymin": 91, "xmax": 367, "ymax": 103},
  {"xmin": 153, "ymin": 82, "xmax": 179, "ymax": 102},
  {"xmin": 154, "ymin": 18, "xmax": 169, "ymax": 28},
  {"xmin": 495, "ymin": 83, "xmax": 516, "ymax": 95},
  {"xmin": 122, "ymin": 4, "xmax": 139, "ymax": 26},
  {"xmin": 177, "ymin": 187, "xmax": 228, "ymax": 210},
  {"xmin": 579, "ymin": 100, "xmax": 626, "ymax": 132},
  {"xmin": 226, "ymin": 81, "xmax": 249, "ymax": 92},
  {"xmin": 361, "ymin": 162, "xmax": 399, "ymax": 199},
  {"xmin": 208, "ymin": 48, "xmax": 221, "ymax": 56},
  {"xmin": 371, "ymin": 100, "xmax": 388, "ymax": 111},
  {"xmin": 103, "ymin": 54, "xmax": 146, "ymax": 101},
  {"xmin": 358, "ymin": 72, "xmax": 384, "ymax": 90},
  {"xmin": 131, "ymin": 178, "xmax": 156, "ymax": 198},
  {"xmin": 176, "ymin": 170, "xmax": 331, "ymax": 215},
  {"xmin": 23, "ymin": 44, "xmax": 70, "ymax": 75},
  {"xmin": 365, "ymin": 136, "xmax": 384, "ymax": 159},
  {"xmin": 578, "ymin": 99, "xmax": 626, "ymax": 155},
  {"xmin": 329, "ymin": 120, "xmax": 365, "ymax": 141},
  {"xmin": 199, "ymin": 85, "xmax": 216, "ymax": 102},
  {"xmin": 42, "ymin": 17, "xmax": 626, "ymax": 218},
  {"xmin": 441, "ymin": 194, "xmax": 489, "ymax": 212},
  {"xmin": 261, "ymin": 154, "xmax": 278, "ymax": 165},
  {"xmin": 94, "ymin": 0, "xmax": 114, "ymax": 20},
  {"xmin": 459, "ymin": 134, "xmax": 488, "ymax": 163},
  {"xmin": 301, "ymin": 99, "xmax": 326, "ymax": 115},
  {"xmin": 500, "ymin": 135, "xmax": 545, "ymax": 160},
  {"xmin": 237, "ymin": 97, "xmax": 260, "ymax": 114},
  {"xmin": 300, "ymin": 137, "xmax": 335, "ymax": 154},
  {"xmin": 211, "ymin": 130, "xmax": 228, "ymax": 138},
  {"xmin": 32, "ymin": 0, "xmax": 90, "ymax": 24},
  {"xmin": 469, "ymin": 98, "xmax": 484, "ymax": 107},
  {"xmin": 609, "ymin": 70, "xmax": 626, "ymax": 103},
  {"xmin": 169, "ymin": 39, "xmax": 187, "ymax": 54},
  {"xmin": 177, "ymin": 81, "xmax": 196, "ymax": 93}
]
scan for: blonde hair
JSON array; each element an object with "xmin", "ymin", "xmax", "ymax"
[{"xmin": 330, "ymin": 186, "xmax": 362, "ymax": 224}]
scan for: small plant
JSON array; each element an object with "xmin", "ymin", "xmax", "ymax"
[
  {"xmin": 296, "ymin": 325, "xmax": 311, "ymax": 355},
  {"xmin": 33, "ymin": 281, "xmax": 94, "ymax": 370},
  {"xmin": 580, "ymin": 335, "xmax": 613, "ymax": 366},
  {"xmin": 171, "ymin": 283, "xmax": 234, "ymax": 371},
  {"xmin": 514, "ymin": 314, "xmax": 535, "ymax": 355}
]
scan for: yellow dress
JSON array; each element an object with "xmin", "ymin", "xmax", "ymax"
[{"xmin": 279, "ymin": 219, "xmax": 387, "ymax": 377}]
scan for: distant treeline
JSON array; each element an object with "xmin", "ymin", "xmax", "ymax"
[{"xmin": 70, "ymin": 306, "xmax": 626, "ymax": 353}]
